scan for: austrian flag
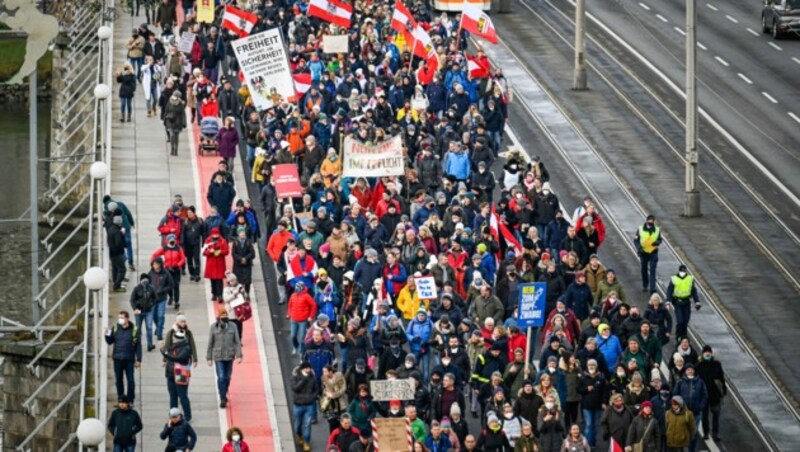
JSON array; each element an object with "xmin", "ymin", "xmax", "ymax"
[
  {"xmin": 293, "ymin": 73, "xmax": 312, "ymax": 95},
  {"xmin": 222, "ymin": 5, "xmax": 258, "ymax": 37},
  {"xmin": 308, "ymin": 0, "xmax": 353, "ymax": 28},
  {"xmin": 391, "ymin": 0, "xmax": 417, "ymax": 41},
  {"xmin": 461, "ymin": 3, "xmax": 499, "ymax": 44}
]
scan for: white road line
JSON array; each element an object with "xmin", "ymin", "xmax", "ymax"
[
  {"xmin": 656, "ymin": 14, "xmax": 668, "ymax": 23},
  {"xmin": 789, "ymin": 112, "xmax": 800, "ymax": 124},
  {"xmin": 639, "ymin": 2, "xmax": 651, "ymax": 10},
  {"xmin": 715, "ymin": 56, "xmax": 730, "ymax": 66},
  {"xmin": 794, "ymin": 57, "xmax": 800, "ymax": 65},
  {"xmin": 674, "ymin": 26, "xmax": 686, "ymax": 36},
  {"xmin": 738, "ymin": 73, "xmax": 753, "ymax": 84},
  {"xmin": 762, "ymin": 92, "xmax": 778, "ymax": 103},
  {"xmin": 698, "ymin": 42, "xmax": 708, "ymax": 50},
  {"xmin": 726, "ymin": 15, "xmax": 739, "ymax": 23},
  {"xmin": 769, "ymin": 42, "xmax": 783, "ymax": 51},
  {"xmin": 707, "ymin": 3, "xmax": 719, "ymax": 11},
  {"xmin": 747, "ymin": 27, "xmax": 760, "ymax": 36}
]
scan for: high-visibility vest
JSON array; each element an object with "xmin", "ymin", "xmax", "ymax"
[
  {"xmin": 671, "ymin": 275, "xmax": 694, "ymax": 299},
  {"xmin": 639, "ymin": 225, "xmax": 660, "ymax": 254}
]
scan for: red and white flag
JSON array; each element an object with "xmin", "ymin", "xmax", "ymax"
[
  {"xmin": 308, "ymin": 0, "xmax": 353, "ymax": 28},
  {"xmin": 391, "ymin": 0, "xmax": 417, "ymax": 41},
  {"xmin": 293, "ymin": 73, "xmax": 312, "ymax": 94},
  {"xmin": 609, "ymin": 438, "xmax": 624, "ymax": 452},
  {"xmin": 411, "ymin": 25, "xmax": 439, "ymax": 72},
  {"xmin": 466, "ymin": 54, "xmax": 490, "ymax": 78},
  {"xmin": 221, "ymin": 5, "xmax": 258, "ymax": 37},
  {"xmin": 490, "ymin": 206, "xmax": 523, "ymax": 259},
  {"xmin": 461, "ymin": 3, "xmax": 499, "ymax": 44}
]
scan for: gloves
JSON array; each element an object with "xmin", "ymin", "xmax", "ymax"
[
  {"xmin": 214, "ymin": 250, "xmax": 221, "ymax": 256},
  {"xmin": 695, "ymin": 303, "xmax": 701, "ymax": 311}
]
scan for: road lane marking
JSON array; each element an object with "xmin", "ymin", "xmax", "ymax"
[
  {"xmin": 674, "ymin": 26, "xmax": 686, "ymax": 36},
  {"xmin": 762, "ymin": 92, "xmax": 778, "ymax": 103},
  {"xmin": 789, "ymin": 112, "xmax": 800, "ymax": 124},
  {"xmin": 747, "ymin": 27, "xmax": 760, "ymax": 36},
  {"xmin": 738, "ymin": 73, "xmax": 753, "ymax": 84},
  {"xmin": 707, "ymin": 3, "xmax": 719, "ymax": 10},
  {"xmin": 698, "ymin": 42, "xmax": 708, "ymax": 50},
  {"xmin": 656, "ymin": 14, "xmax": 668, "ymax": 22},
  {"xmin": 715, "ymin": 56, "xmax": 729, "ymax": 66},
  {"xmin": 793, "ymin": 57, "xmax": 800, "ymax": 65},
  {"xmin": 769, "ymin": 42, "xmax": 783, "ymax": 51},
  {"xmin": 639, "ymin": 2, "xmax": 651, "ymax": 10},
  {"xmin": 726, "ymin": 15, "xmax": 739, "ymax": 23}
]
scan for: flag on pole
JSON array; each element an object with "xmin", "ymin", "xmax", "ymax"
[
  {"xmin": 466, "ymin": 54, "xmax": 490, "ymax": 78},
  {"xmin": 391, "ymin": 0, "xmax": 417, "ymax": 42},
  {"xmin": 411, "ymin": 25, "xmax": 438, "ymax": 71},
  {"xmin": 461, "ymin": 3, "xmax": 499, "ymax": 44},
  {"xmin": 221, "ymin": 5, "xmax": 258, "ymax": 37},
  {"xmin": 489, "ymin": 206, "xmax": 523, "ymax": 260},
  {"xmin": 609, "ymin": 438, "xmax": 624, "ymax": 452},
  {"xmin": 308, "ymin": 0, "xmax": 353, "ymax": 28},
  {"xmin": 293, "ymin": 73, "xmax": 313, "ymax": 94}
]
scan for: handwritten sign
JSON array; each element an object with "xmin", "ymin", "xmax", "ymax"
[
  {"xmin": 517, "ymin": 282, "xmax": 546, "ymax": 328},
  {"xmin": 370, "ymin": 378, "xmax": 414, "ymax": 401},
  {"xmin": 177, "ymin": 31, "xmax": 195, "ymax": 54},
  {"xmin": 322, "ymin": 35, "xmax": 349, "ymax": 53},
  {"xmin": 373, "ymin": 417, "xmax": 411, "ymax": 452},
  {"xmin": 342, "ymin": 134, "xmax": 405, "ymax": 177},
  {"xmin": 415, "ymin": 276, "xmax": 438, "ymax": 300}
]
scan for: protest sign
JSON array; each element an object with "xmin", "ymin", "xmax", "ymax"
[
  {"xmin": 342, "ymin": 134, "xmax": 405, "ymax": 178},
  {"xmin": 517, "ymin": 282, "xmax": 547, "ymax": 328},
  {"xmin": 370, "ymin": 378, "xmax": 414, "ymax": 401},
  {"xmin": 232, "ymin": 29, "xmax": 295, "ymax": 111},
  {"xmin": 177, "ymin": 32, "xmax": 195, "ymax": 54},
  {"xmin": 295, "ymin": 212, "xmax": 312, "ymax": 228},
  {"xmin": 322, "ymin": 35, "xmax": 349, "ymax": 53},
  {"xmin": 197, "ymin": 0, "xmax": 214, "ymax": 23},
  {"xmin": 273, "ymin": 164, "xmax": 303, "ymax": 198},
  {"xmin": 415, "ymin": 276, "xmax": 438, "ymax": 300},
  {"xmin": 373, "ymin": 418, "xmax": 412, "ymax": 452}
]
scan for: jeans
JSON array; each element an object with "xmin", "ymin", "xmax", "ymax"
[
  {"xmin": 689, "ymin": 412, "xmax": 703, "ymax": 452},
  {"xmin": 120, "ymin": 97, "xmax": 133, "ymax": 119},
  {"xmin": 110, "ymin": 254, "xmax": 126, "ymax": 289},
  {"xmin": 127, "ymin": 57, "xmax": 143, "ymax": 79},
  {"xmin": 290, "ymin": 320, "xmax": 309, "ymax": 354},
  {"xmin": 154, "ymin": 299, "xmax": 167, "ymax": 339},
  {"xmin": 246, "ymin": 144, "xmax": 256, "ymax": 170},
  {"xmin": 124, "ymin": 233, "xmax": 134, "ymax": 266},
  {"xmin": 168, "ymin": 268, "xmax": 182, "ymax": 304},
  {"xmin": 167, "ymin": 377, "xmax": 192, "ymax": 421},
  {"xmin": 113, "ymin": 445, "xmax": 136, "ymax": 452},
  {"xmin": 582, "ymin": 408, "xmax": 601, "ymax": 446},
  {"xmin": 135, "ymin": 309, "xmax": 155, "ymax": 347},
  {"xmin": 113, "ymin": 359, "xmax": 136, "ymax": 401},
  {"xmin": 702, "ymin": 402, "xmax": 721, "ymax": 438},
  {"xmin": 184, "ymin": 242, "xmax": 201, "ymax": 278},
  {"xmin": 293, "ymin": 403, "xmax": 316, "ymax": 443},
  {"xmin": 414, "ymin": 350, "xmax": 430, "ymax": 382},
  {"xmin": 674, "ymin": 301, "xmax": 692, "ymax": 339},
  {"xmin": 489, "ymin": 130, "xmax": 502, "ymax": 155},
  {"xmin": 215, "ymin": 360, "xmax": 234, "ymax": 400},
  {"xmin": 640, "ymin": 252, "xmax": 659, "ymax": 292}
]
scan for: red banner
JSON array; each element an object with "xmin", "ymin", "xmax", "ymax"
[{"xmin": 273, "ymin": 164, "xmax": 303, "ymax": 198}]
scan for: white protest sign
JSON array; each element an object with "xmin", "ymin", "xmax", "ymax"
[
  {"xmin": 416, "ymin": 276, "xmax": 437, "ymax": 300},
  {"xmin": 342, "ymin": 134, "xmax": 405, "ymax": 178},
  {"xmin": 177, "ymin": 31, "xmax": 195, "ymax": 54},
  {"xmin": 322, "ymin": 35, "xmax": 349, "ymax": 54},
  {"xmin": 232, "ymin": 29, "xmax": 295, "ymax": 111},
  {"xmin": 370, "ymin": 378, "xmax": 415, "ymax": 401}
]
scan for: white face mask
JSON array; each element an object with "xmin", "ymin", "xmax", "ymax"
[
  {"xmin": 504, "ymin": 412, "xmax": 513, "ymax": 419},
  {"xmin": 442, "ymin": 358, "xmax": 451, "ymax": 366},
  {"xmin": 405, "ymin": 362, "xmax": 413, "ymax": 369},
  {"xmin": 232, "ymin": 434, "xmax": 241, "ymax": 442},
  {"xmin": 678, "ymin": 271, "xmax": 687, "ymax": 277},
  {"xmin": 117, "ymin": 318, "xmax": 125, "ymax": 325},
  {"xmin": 617, "ymin": 371, "xmax": 626, "ymax": 378},
  {"xmin": 450, "ymin": 347, "xmax": 459, "ymax": 353},
  {"xmin": 545, "ymin": 402, "xmax": 555, "ymax": 410}
]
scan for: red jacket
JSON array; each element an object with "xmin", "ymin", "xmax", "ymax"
[
  {"xmin": 577, "ymin": 211, "xmax": 607, "ymax": 246},
  {"xmin": 350, "ymin": 185, "xmax": 373, "ymax": 210},
  {"xmin": 222, "ymin": 441, "xmax": 250, "ymax": 452},
  {"xmin": 158, "ymin": 213, "xmax": 184, "ymax": 242},
  {"xmin": 447, "ymin": 250, "xmax": 469, "ymax": 298},
  {"xmin": 266, "ymin": 230, "xmax": 295, "ymax": 262},
  {"xmin": 507, "ymin": 331, "xmax": 528, "ymax": 362},
  {"xmin": 202, "ymin": 236, "xmax": 229, "ymax": 280},
  {"xmin": 287, "ymin": 288, "xmax": 317, "ymax": 322},
  {"xmin": 151, "ymin": 245, "xmax": 186, "ymax": 269}
]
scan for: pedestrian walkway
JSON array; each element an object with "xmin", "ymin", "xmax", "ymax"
[{"xmin": 105, "ymin": 10, "xmax": 292, "ymax": 450}]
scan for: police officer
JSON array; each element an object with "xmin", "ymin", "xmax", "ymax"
[
  {"xmin": 634, "ymin": 214, "xmax": 661, "ymax": 294},
  {"xmin": 666, "ymin": 264, "xmax": 700, "ymax": 339}
]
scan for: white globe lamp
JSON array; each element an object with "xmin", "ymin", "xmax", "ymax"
[{"xmin": 83, "ymin": 267, "xmax": 108, "ymax": 291}]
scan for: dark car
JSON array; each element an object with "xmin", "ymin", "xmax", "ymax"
[{"xmin": 762, "ymin": 0, "xmax": 800, "ymax": 39}]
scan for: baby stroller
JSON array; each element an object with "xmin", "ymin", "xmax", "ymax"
[{"xmin": 198, "ymin": 116, "xmax": 220, "ymax": 156}]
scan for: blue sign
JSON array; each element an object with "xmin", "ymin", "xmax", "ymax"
[{"xmin": 517, "ymin": 282, "xmax": 547, "ymax": 328}]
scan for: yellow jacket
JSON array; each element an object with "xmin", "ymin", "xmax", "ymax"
[
  {"xmin": 251, "ymin": 154, "xmax": 268, "ymax": 184},
  {"xmin": 396, "ymin": 286, "xmax": 428, "ymax": 320},
  {"xmin": 319, "ymin": 158, "xmax": 342, "ymax": 187}
]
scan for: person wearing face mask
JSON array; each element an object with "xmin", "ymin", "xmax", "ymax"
[
  {"xmin": 601, "ymin": 393, "xmax": 633, "ymax": 449},
  {"xmin": 634, "ymin": 214, "xmax": 662, "ymax": 294},
  {"xmin": 105, "ymin": 311, "xmax": 142, "ymax": 404},
  {"xmin": 221, "ymin": 426, "xmax": 250, "ymax": 452},
  {"xmin": 151, "ymin": 233, "xmax": 186, "ymax": 310},
  {"xmin": 130, "ymin": 273, "xmax": 157, "ymax": 351},
  {"xmin": 577, "ymin": 359, "xmax": 607, "ymax": 448},
  {"xmin": 695, "ymin": 345, "xmax": 725, "ymax": 442},
  {"xmin": 207, "ymin": 308, "xmax": 243, "ymax": 408},
  {"xmin": 665, "ymin": 395, "xmax": 695, "ymax": 452},
  {"xmin": 500, "ymin": 402, "xmax": 523, "ymax": 447},
  {"xmin": 161, "ymin": 323, "xmax": 194, "ymax": 422},
  {"xmin": 107, "ymin": 395, "xmax": 143, "ymax": 452},
  {"xmin": 536, "ymin": 394, "xmax": 565, "ymax": 452},
  {"xmin": 666, "ymin": 264, "xmax": 701, "ymax": 340},
  {"xmin": 650, "ymin": 383, "xmax": 673, "ymax": 444},
  {"xmin": 478, "ymin": 411, "xmax": 513, "ymax": 451},
  {"xmin": 293, "ymin": 361, "xmax": 320, "ymax": 451},
  {"xmin": 672, "ymin": 365, "xmax": 708, "ymax": 452}
]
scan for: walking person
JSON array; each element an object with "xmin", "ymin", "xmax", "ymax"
[
  {"xmin": 695, "ymin": 345, "xmax": 725, "ymax": 442},
  {"xmin": 162, "ymin": 90, "xmax": 186, "ymax": 156},
  {"xmin": 107, "ymin": 395, "xmax": 143, "ymax": 452},
  {"xmin": 115, "ymin": 63, "xmax": 137, "ymax": 123},
  {"xmin": 161, "ymin": 321, "xmax": 195, "ymax": 422},
  {"xmin": 107, "ymin": 215, "xmax": 128, "ymax": 292},
  {"xmin": 625, "ymin": 401, "xmax": 661, "ymax": 452},
  {"xmin": 130, "ymin": 273, "xmax": 157, "ymax": 352},
  {"xmin": 203, "ymin": 227, "xmax": 229, "ymax": 301},
  {"xmin": 148, "ymin": 257, "xmax": 174, "ymax": 342},
  {"xmin": 218, "ymin": 116, "xmax": 240, "ymax": 171},
  {"xmin": 160, "ymin": 408, "xmax": 197, "ymax": 451},
  {"xmin": 666, "ymin": 264, "xmax": 700, "ymax": 340},
  {"xmin": 183, "ymin": 206, "xmax": 205, "ymax": 282},
  {"xmin": 231, "ymin": 228, "xmax": 255, "ymax": 297},
  {"xmin": 104, "ymin": 311, "xmax": 141, "ymax": 403},
  {"xmin": 292, "ymin": 361, "xmax": 320, "ymax": 452},
  {"xmin": 104, "ymin": 197, "xmax": 136, "ymax": 271},
  {"xmin": 287, "ymin": 282, "xmax": 317, "ymax": 356},
  {"xmin": 207, "ymin": 308, "xmax": 243, "ymax": 408},
  {"xmin": 633, "ymin": 214, "xmax": 661, "ymax": 294},
  {"xmin": 125, "ymin": 29, "xmax": 145, "ymax": 78},
  {"xmin": 665, "ymin": 396, "xmax": 695, "ymax": 452},
  {"xmin": 152, "ymin": 233, "xmax": 186, "ymax": 310},
  {"xmin": 222, "ymin": 426, "xmax": 251, "ymax": 452},
  {"xmin": 141, "ymin": 54, "xmax": 164, "ymax": 117},
  {"xmin": 673, "ymin": 365, "xmax": 707, "ymax": 452}
]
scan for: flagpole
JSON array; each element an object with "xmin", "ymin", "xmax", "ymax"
[{"xmin": 409, "ymin": 33, "xmax": 418, "ymax": 71}]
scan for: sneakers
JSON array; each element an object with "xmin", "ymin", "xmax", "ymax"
[
  {"xmin": 128, "ymin": 263, "xmax": 136, "ymax": 271},
  {"xmin": 220, "ymin": 398, "xmax": 227, "ymax": 408},
  {"xmin": 113, "ymin": 287, "xmax": 127, "ymax": 293},
  {"xmin": 174, "ymin": 303, "xmax": 180, "ymax": 310},
  {"xmin": 167, "ymin": 298, "xmax": 173, "ymax": 306},
  {"xmin": 147, "ymin": 344, "xmax": 155, "ymax": 352}
]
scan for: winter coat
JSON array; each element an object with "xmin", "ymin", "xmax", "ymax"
[
  {"xmin": 625, "ymin": 414, "xmax": 661, "ymax": 451},
  {"xmin": 445, "ymin": 151, "xmax": 471, "ymax": 181},
  {"xmin": 288, "ymin": 288, "xmax": 317, "ymax": 322},
  {"xmin": 471, "ymin": 294, "xmax": 505, "ymax": 326},
  {"xmin": 106, "ymin": 223, "xmax": 126, "ymax": 257},
  {"xmin": 406, "ymin": 315, "xmax": 434, "ymax": 354},
  {"xmin": 559, "ymin": 282, "xmax": 593, "ymax": 321},
  {"xmin": 129, "ymin": 282, "xmax": 157, "ymax": 313},
  {"xmin": 577, "ymin": 371, "xmax": 607, "ymax": 411},
  {"xmin": 537, "ymin": 409, "xmax": 566, "ymax": 452},
  {"xmin": 293, "ymin": 369, "xmax": 320, "ymax": 406},
  {"xmin": 595, "ymin": 279, "xmax": 627, "ymax": 305},
  {"xmin": 207, "ymin": 180, "xmax": 237, "ymax": 218},
  {"xmin": 665, "ymin": 404, "xmax": 695, "ymax": 448},
  {"xmin": 116, "ymin": 72, "xmax": 137, "ymax": 99},
  {"xmin": 320, "ymin": 371, "xmax": 348, "ymax": 414},
  {"xmin": 217, "ymin": 126, "xmax": 240, "ymax": 159},
  {"xmin": 126, "ymin": 35, "xmax": 145, "ymax": 58},
  {"xmin": 348, "ymin": 397, "xmax": 378, "ymax": 433},
  {"xmin": 107, "ymin": 407, "xmax": 143, "ymax": 446},
  {"xmin": 601, "ymin": 406, "xmax": 633, "ymax": 447},
  {"xmin": 396, "ymin": 286, "xmax": 427, "ymax": 321},
  {"xmin": 105, "ymin": 322, "xmax": 141, "ymax": 362},
  {"xmin": 202, "ymin": 236, "xmax": 229, "ymax": 280},
  {"xmin": 673, "ymin": 377, "xmax": 708, "ymax": 414},
  {"xmin": 696, "ymin": 358, "xmax": 726, "ymax": 405},
  {"xmin": 232, "ymin": 238, "xmax": 255, "ymax": 286},
  {"xmin": 159, "ymin": 418, "xmax": 196, "ymax": 450},
  {"xmin": 595, "ymin": 333, "xmax": 623, "ymax": 374},
  {"xmin": 147, "ymin": 267, "xmax": 174, "ymax": 300},
  {"xmin": 162, "ymin": 97, "xmax": 186, "ymax": 131},
  {"xmin": 151, "ymin": 244, "xmax": 186, "ymax": 269},
  {"xmin": 206, "ymin": 320, "xmax": 242, "ymax": 361},
  {"xmin": 303, "ymin": 340, "xmax": 335, "ymax": 383},
  {"xmin": 161, "ymin": 337, "xmax": 192, "ymax": 379}
]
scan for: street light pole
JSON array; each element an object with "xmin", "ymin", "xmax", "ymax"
[
  {"xmin": 684, "ymin": 0, "xmax": 701, "ymax": 216},
  {"xmin": 30, "ymin": 69, "xmax": 41, "ymax": 324},
  {"xmin": 573, "ymin": 0, "xmax": 588, "ymax": 90}
]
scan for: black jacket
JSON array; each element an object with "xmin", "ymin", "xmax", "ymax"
[
  {"xmin": 183, "ymin": 217, "xmax": 206, "ymax": 246},
  {"xmin": 143, "ymin": 39, "xmax": 165, "ymax": 61},
  {"xmin": 107, "ymin": 407, "xmax": 143, "ymax": 446},
  {"xmin": 696, "ymin": 358, "xmax": 726, "ymax": 405},
  {"xmin": 129, "ymin": 282, "xmax": 157, "ymax": 312},
  {"xmin": 218, "ymin": 87, "xmax": 241, "ymax": 118},
  {"xmin": 116, "ymin": 72, "xmax": 136, "ymax": 98},
  {"xmin": 578, "ymin": 371, "xmax": 608, "ymax": 410},
  {"xmin": 106, "ymin": 223, "xmax": 126, "ymax": 257},
  {"xmin": 147, "ymin": 267, "xmax": 175, "ymax": 299},
  {"xmin": 292, "ymin": 370, "xmax": 320, "ymax": 406}
]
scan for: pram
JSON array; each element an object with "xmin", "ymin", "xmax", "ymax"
[{"xmin": 198, "ymin": 116, "xmax": 220, "ymax": 156}]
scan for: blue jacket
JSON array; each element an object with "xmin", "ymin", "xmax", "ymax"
[
  {"xmin": 353, "ymin": 259, "xmax": 383, "ymax": 296},
  {"xmin": 159, "ymin": 419, "xmax": 196, "ymax": 449},
  {"xmin": 444, "ymin": 70, "xmax": 467, "ymax": 91},
  {"xmin": 673, "ymin": 376, "xmax": 709, "ymax": 414},
  {"xmin": 445, "ymin": 151, "xmax": 470, "ymax": 181},
  {"xmin": 480, "ymin": 253, "xmax": 497, "ymax": 285},
  {"xmin": 559, "ymin": 282, "xmax": 594, "ymax": 320},
  {"xmin": 303, "ymin": 340, "xmax": 335, "ymax": 384},
  {"xmin": 105, "ymin": 322, "xmax": 142, "ymax": 362},
  {"xmin": 412, "ymin": 205, "xmax": 433, "ymax": 228},
  {"xmin": 545, "ymin": 218, "xmax": 570, "ymax": 250},
  {"xmin": 315, "ymin": 290, "xmax": 339, "ymax": 321},
  {"xmin": 425, "ymin": 82, "xmax": 447, "ymax": 113},
  {"xmin": 595, "ymin": 333, "xmax": 623, "ymax": 373},
  {"xmin": 406, "ymin": 316, "xmax": 434, "ymax": 354},
  {"xmin": 424, "ymin": 433, "xmax": 454, "ymax": 452}
]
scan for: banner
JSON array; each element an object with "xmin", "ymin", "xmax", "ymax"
[
  {"xmin": 232, "ymin": 30, "xmax": 295, "ymax": 111},
  {"xmin": 322, "ymin": 35, "xmax": 349, "ymax": 54},
  {"xmin": 177, "ymin": 31, "xmax": 195, "ymax": 54},
  {"xmin": 370, "ymin": 378, "xmax": 415, "ymax": 401},
  {"xmin": 415, "ymin": 276, "xmax": 438, "ymax": 300},
  {"xmin": 197, "ymin": 0, "xmax": 215, "ymax": 23},
  {"xmin": 373, "ymin": 418, "xmax": 412, "ymax": 452},
  {"xmin": 273, "ymin": 164, "xmax": 303, "ymax": 198},
  {"xmin": 342, "ymin": 134, "xmax": 405, "ymax": 178},
  {"xmin": 517, "ymin": 282, "xmax": 547, "ymax": 328}
]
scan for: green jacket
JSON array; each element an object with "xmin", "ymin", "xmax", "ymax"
[{"xmin": 666, "ymin": 406, "xmax": 695, "ymax": 448}]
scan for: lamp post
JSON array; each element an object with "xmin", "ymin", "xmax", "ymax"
[
  {"xmin": 573, "ymin": 0, "xmax": 588, "ymax": 90},
  {"xmin": 76, "ymin": 417, "xmax": 105, "ymax": 450},
  {"xmin": 684, "ymin": 0, "xmax": 700, "ymax": 216}
]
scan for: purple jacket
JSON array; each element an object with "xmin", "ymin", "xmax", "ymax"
[{"xmin": 217, "ymin": 127, "xmax": 240, "ymax": 158}]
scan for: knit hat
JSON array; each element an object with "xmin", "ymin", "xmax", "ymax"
[
  {"xmin": 641, "ymin": 401, "xmax": 653, "ymax": 410},
  {"xmin": 702, "ymin": 344, "xmax": 713, "ymax": 354},
  {"xmin": 587, "ymin": 359, "xmax": 598, "ymax": 367},
  {"xmin": 477, "ymin": 243, "xmax": 488, "ymax": 253},
  {"xmin": 175, "ymin": 314, "xmax": 187, "ymax": 323},
  {"xmin": 450, "ymin": 403, "xmax": 461, "ymax": 415},
  {"xmin": 486, "ymin": 412, "xmax": 500, "ymax": 426},
  {"xmin": 169, "ymin": 407, "xmax": 182, "ymax": 417},
  {"xmin": 597, "ymin": 323, "xmax": 610, "ymax": 334},
  {"xmin": 440, "ymin": 417, "xmax": 451, "ymax": 429}
]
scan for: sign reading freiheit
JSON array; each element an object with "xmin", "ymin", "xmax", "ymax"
[{"xmin": 232, "ymin": 29, "xmax": 295, "ymax": 111}]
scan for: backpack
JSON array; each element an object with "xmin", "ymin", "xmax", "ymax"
[{"xmin": 164, "ymin": 105, "xmax": 178, "ymax": 122}]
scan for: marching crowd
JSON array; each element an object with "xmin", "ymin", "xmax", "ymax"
[{"xmin": 105, "ymin": 0, "xmax": 729, "ymax": 451}]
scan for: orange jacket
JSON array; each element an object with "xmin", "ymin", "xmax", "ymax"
[
  {"xmin": 287, "ymin": 119, "xmax": 311, "ymax": 156},
  {"xmin": 266, "ymin": 230, "xmax": 295, "ymax": 262}
]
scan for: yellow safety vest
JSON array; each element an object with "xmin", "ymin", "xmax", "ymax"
[
  {"xmin": 671, "ymin": 275, "xmax": 693, "ymax": 299},
  {"xmin": 639, "ymin": 225, "xmax": 660, "ymax": 254}
]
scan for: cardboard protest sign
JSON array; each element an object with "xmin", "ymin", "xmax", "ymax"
[
  {"xmin": 342, "ymin": 134, "xmax": 405, "ymax": 178},
  {"xmin": 177, "ymin": 31, "xmax": 195, "ymax": 54},
  {"xmin": 197, "ymin": 0, "xmax": 215, "ymax": 23},
  {"xmin": 373, "ymin": 417, "xmax": 412, "ymax": 452},
  {"xmin": 370, "ymin": 378, "xmax": 414, "ymax": 401},
  {"xmin": 322, "ymin": 35, "xmax": 349, "ymax": 53},
  {"xmin": 232, "ymin": 29, "xmax": 295, "ymax": 111}
]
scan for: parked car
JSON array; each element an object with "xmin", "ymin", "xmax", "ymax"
[{"xmin": 762, "ymin": 0, "xmax": 800, "ymax": 39}]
